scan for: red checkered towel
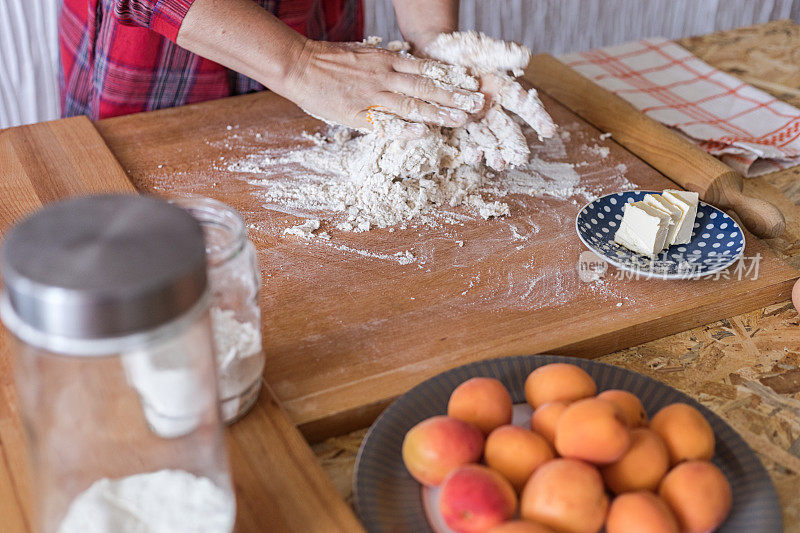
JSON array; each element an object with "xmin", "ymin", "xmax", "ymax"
[{"xmin": 560, "ymin": 38, "xmax": 800, "ymax": 177}]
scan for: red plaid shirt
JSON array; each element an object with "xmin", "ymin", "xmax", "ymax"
[{"xmin": 59, "ymin": 0, "xmax": 363, "ymax": 120}]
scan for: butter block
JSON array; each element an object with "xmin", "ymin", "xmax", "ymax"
[
  {"xmin": 613, "ymin": 201, "xmax": 671, "ymax": 257},
  {"xmin": 662, "ymin": 190, "xmax": 699, "ymax": 245},
  {"xmin": 643, "ymin": 193, "xmax": 682, "ymax": 246}
]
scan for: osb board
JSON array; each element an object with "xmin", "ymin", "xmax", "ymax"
[
  {"xmin": 315, "ymin": 20, "xmax": 800, "ymax": 531},
  {"xmin": 96, "ymin": 88, "xmax": 797, "ymax": 439},
  {"xmin": 0, "ymin": 117, "xmax": 362, "ymax": 532}
]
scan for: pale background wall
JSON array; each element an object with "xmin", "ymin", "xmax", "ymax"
[
  {"xmin": 365, "ymin": 0, "xmax": 800, "ymax": 55},
  {"xmin": 1, "ymin": 0, "xmax": 798, "ymax": 129}
]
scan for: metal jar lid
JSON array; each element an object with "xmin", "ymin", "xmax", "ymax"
[{"xmin": 0, "ymin": 195, "xmax": 207, "ymax": 340}]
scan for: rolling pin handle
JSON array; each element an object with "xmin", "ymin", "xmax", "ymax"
[{"xmin": 728, "ymin": 192, "xmax": 786, "ymax": 240}]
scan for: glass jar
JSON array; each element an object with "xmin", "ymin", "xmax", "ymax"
[
  {"xmin": 170, "ymin": 196, "xmax": 264, "ymax": 423},
  {"xmin": 0, "ymin": 195, "xmax": 235, "ymax": 533}
]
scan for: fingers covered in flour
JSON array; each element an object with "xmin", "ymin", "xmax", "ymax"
[
  {"xmin": 484, "ymin": 72, "xmax": 557, "ymax": 139},
  {"xmin": 466, "ymin": 121, "xmax": 506, "ymax": 171},
  {"xmin": 388, "ymin": 73, "xmax": 485, "ymax": 114},
  {"xmin": 359, "ymin": 109, "xmax": 431, "ymax": 140},
  {"xmin": 376, "ymin": 92, "xmax": 468, "ymax": 127},
  {"xmin": 393, "ymin": 57, "xmax": 480, "ymax": 91},
  {"xmin": 484, "ymin": 106, "xmax": 529, "ymax": 167}
]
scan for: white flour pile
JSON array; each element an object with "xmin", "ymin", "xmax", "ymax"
[
  {"xmin": 58, "ymin": 470, "xmax": 235, "ymax": 533},
  {"xmin": 210, "ymin": 307, "xmax": 262, "ymax": 403},
  {"xmin": 230, "ymin": 31, "xmax": 568, "ymax": 233}
]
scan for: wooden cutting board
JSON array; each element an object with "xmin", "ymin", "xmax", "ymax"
[
  {"xmin": 0, "ymin": 117, "xmax": 362, "ymax": 532},
  {"xmin": 95, "ymin": 90, "xmax": 799, "ymax": 440}
]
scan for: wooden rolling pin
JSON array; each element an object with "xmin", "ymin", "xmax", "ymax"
[{"xmin": 525, "ymin": 54, "xmax": 786, "ymax": 240}]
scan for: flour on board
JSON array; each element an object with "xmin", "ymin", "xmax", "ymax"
[{"xmin": 225, "ymin": 33, "xmax": 579, "ymax": 234}]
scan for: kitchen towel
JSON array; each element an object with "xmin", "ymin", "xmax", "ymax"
[{"xmin": 560, "ymin": 37, "xmax": 800, "ymax": 177}]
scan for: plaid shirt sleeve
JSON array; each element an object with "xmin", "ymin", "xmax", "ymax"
[
  {"xmin": 114, "ymin": 0, "xmax": 195, "ymax": 41},
  {"xmin": 60, "ymin": 0, "xmax": 362, "ymax": 120}
]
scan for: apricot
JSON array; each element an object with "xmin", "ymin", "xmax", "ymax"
[
  {"xmin": 485, "ymin": 425, "xmax": 554, "ymax": 491},
  {"xmin": 530, "ymin": 401, "xmax": 569, "ymax": 446},
  {"xmin": 520, "ymin": 458, "xmax": 608, "ymax": 533},
  {"xmin": 402, "ymin": 416, "xmax": 484, "ymax": 486},
  {"xmin": 650, "ymin": 403, "xmax": 715, "ymax": 465},
  {"xmin": 448, "ymin": 377, "xmax": 514, "ymax": 434},
  {"xmin": 439, "ymin": 464, "xmax": 517, "ymax": 532},
  {"xmin": 601, "ymin": 428, "xmax": 670, "ymax": 493},
  {"xmin": 524, "ymin": 364, "xmax": 596, "ymax": 408},
  {"xmin": 555, "ymin": 398, "xmax": 630, "ymax": 465},
  {"xmin": 489, "ymin": 520, "xmax": 556, "ymax": 533},
  {"xmin": 597, "ymin": 390, "xmax": 648, "ymax": 427},
  {"xmin": 659, "ymin": 461, "xmax": 732, "ymax": 533},
  {"xmin": 606, "ymin": 492, "xmax": 679, "ymax": 533}
]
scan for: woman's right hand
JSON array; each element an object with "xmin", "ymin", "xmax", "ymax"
[{"xmin": 279, "ymin": 40, "xmax": 486, "ymax": 130}]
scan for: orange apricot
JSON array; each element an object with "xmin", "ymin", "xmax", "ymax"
[
  {"xmin": 659, "ymin": 461, "xmax": 732, "ymax": 533},
  {"xmin": 520, "ymin": 459, "xmax": 608, "ymax": 533},
  {"xmin": 597, "ymin": 389, "xmax": 648, "ymax": 427},
  {"xmin": 485, "ymin": 425, "xmax": 554, "ymax": 491},
  {"xmin": 606, "ymin": 492, "xmax": 679, "ymax": 533},
  {"xmin": 448, "ymin": 377, "xmax": 514, "ymax": 435},
  {"xmin": 650, "ymin": 403, "xmax": 715, "ymax": 465},
  {"xmin": 555, "ymin": 398, "xmax": 631, "ymax": 465},
  {"xmin": 524, "ymin": 364, "xmax": 596, "ymax": 409},
  {"xmin": 530, "ymin": 401, "xmax": 569, "ymax": 446},
  {"xmin": 601, "ymin": 428, "xmax": 670, "ymax": 493}
]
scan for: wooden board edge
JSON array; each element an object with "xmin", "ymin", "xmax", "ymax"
[
  {"xmin": 228, "ymin": 384, "xmax": 364, "ymax": 532},
  {"xmin": 288, "ymin": 277, "xmax": 796, "ymax": 441}
]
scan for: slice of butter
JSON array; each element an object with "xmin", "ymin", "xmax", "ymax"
[
  {"xmin": 613, "ymin": 201, "xmax": 671, "ymax": 257},
  {"xmin": 662, "ymin": 190, "xmax": 699, "ymax": 245},
  {"xmin": 643, "ymin": 193, "xmax": 682, "ymax": 246}
]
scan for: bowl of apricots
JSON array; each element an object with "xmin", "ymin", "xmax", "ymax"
[{"xmin": 354, "ymin": 355, "xmax": 780, "ymax": 533}]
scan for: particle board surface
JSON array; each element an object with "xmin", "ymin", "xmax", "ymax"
[
  {"xmin": 0, "ymin": 116, "xmax": 362, "ymax": 532},
  {"xmin": 95, "ymin": 90, "xmax": 799, "ymax": 439}
]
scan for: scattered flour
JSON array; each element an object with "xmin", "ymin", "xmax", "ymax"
[
  {"xmin": 283, "ymin": 218, "xmax": 321, "ymax": 238},
  {"xmin": 232, "ymin": 118, "xmax": 591, "ymax": 234},
  {"xmin": 586, "ymin": 144, "xmax": 610, "ymax": 158},
  {"xmin": 58, "ymin": 470, "xmax": 235, "ymax": 533}
]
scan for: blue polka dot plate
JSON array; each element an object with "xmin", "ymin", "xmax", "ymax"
[{"xmin": 576, "ymin": 190, "xmax": 745, "ymax": 280}]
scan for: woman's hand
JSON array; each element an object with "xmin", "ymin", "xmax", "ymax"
[{"xmin": 280, "ymin": 40, "xmax": 485, "ymax": 130}]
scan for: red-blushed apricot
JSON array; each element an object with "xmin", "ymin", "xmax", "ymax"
[
  {"xmin": 401, "ymin": 416, "xmax": 484, "ymax": 486},
  {"xmin": 597, "ymin": 390, "xmax": 648, "ymax": 428},
  {"xmin": 606, "ymin": 492, "xmax": 679, "ymax": 533},
  {"xmin": 485, "ymin": 425, "xmax": 554, "ymax": 491},
  {"xmin": 555, "ymin": 398, "xmax": 631, "ymax": 465},
  {"xmin": 439, "ymin": 464, "xmax": 517, "ymax": 532},
  {"xmin": 530, "ymin": 401, "xmax": 569, "ymax": 446},
  {"xmin": 520, "ymin": 458, "xmax": 608, "ymax": 533},
  {"xmin": 448, "ymin": 377, "xmax": 514, "ymax": 434},
  {"xmin": 659, "ymin": 461, "xmax": 732, "ymax": 533},
  {"xmin": 650, "ymin": 403, "xmax": 715, "ymax": 465},
  {"xmin": 488, "ymin": 520, "xmax": 556, "ymax": 533},
  {"xmin": 601, "ymin": 428, "xmax": 670, "ymax": 493},
  {"xmin": 524, "ymin": 364, "xmax": 596, "ymax": 408}
]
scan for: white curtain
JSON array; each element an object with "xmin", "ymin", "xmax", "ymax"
[
  {"xmin": 0, "ymin": 0, "xmax": 798, "ymax": 129},
  {"xmin": 0, "ymin": 0, "xmax": 60, "ymax": 128},
  {"xmin": 364, "ymin": 0, "xmax": 799, "ymax": 54}
]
